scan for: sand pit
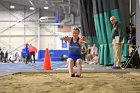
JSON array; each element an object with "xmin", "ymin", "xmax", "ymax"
[{"xmin": 0, "ymin": 72, "xmax": 140, "ymax": 93}]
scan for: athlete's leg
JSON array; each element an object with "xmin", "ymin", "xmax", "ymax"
[
  {"xmin": 76, "ymin": 59, "xmax": 83, "ymax": 77},
  {"xmin": 67, "ymin": 58, "xmax": 74, "ymax": 76}
]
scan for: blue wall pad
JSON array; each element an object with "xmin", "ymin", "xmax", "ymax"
[{"xmin": 38, "ymin": 50, "xmax": 68, "ymax": 61}]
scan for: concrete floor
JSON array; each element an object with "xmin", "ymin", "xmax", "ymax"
[{"xmin": 0, "ymin": 61, "xmax": 140, "ymax": 76}]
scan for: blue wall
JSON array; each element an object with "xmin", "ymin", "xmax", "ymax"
[{"xmin": 38, "ymin": 50, "xmax": 68, "ymax": 61}]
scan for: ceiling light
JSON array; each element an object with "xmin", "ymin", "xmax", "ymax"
[
  {"xmin": 45, "ymin": 1, "xmax": 48, "ymax": 4},
  {"xmin": 29, "ymin": 7, "xmax": 35, "ymax": 10},
  {"xmin": 44, "ymin": 7, "xmax": 49, "ymax": 10},
  {"xmin": 10, "ymin": 6, "xmax": 15, "ymax": 9}
]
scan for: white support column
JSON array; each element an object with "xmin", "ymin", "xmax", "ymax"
[
  {"xmin": 130, "ymin": 0, "xmax": 132, "ymax": 23},
  {"xmin": 24, "ymin": 6, "xmax": 25, "ymax": 44},
  {"xmin": 136, "ymin": 0, "xmax": 140, "ymax": 54},
  {"xmin": 129, "ymin": 0, "xmax": 132, "ymax": 39},
  {"xmin": 37, "ymin": 9, "xmax": 40, "ymax": 60}
]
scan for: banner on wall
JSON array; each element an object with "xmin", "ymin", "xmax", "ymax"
[{"xmin": 62, "ymin": 40, "xmax": 67, "ymax": 48}]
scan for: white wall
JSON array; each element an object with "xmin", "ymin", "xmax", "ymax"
[
  {"xmin": 0, "ymin": 2, "xmax": 80, "ymax": 59},
  {"xmin": 0, "ymin": 5, "xmax": 38, "ymax": 51}
]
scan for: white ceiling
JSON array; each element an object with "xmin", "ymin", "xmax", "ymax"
[
  {"xmin": 1, "ymin": 0, "xmax": 80, "ymax": 16},
  {"xmin": 0, "ymin": 0, "xmax": 80, "ymax": 24}
]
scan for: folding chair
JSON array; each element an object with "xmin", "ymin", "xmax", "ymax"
[{"xmin": 121, "ymin": 46, "xmax": 139, "ymax": 69}]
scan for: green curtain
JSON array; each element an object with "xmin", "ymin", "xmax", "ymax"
[
  {"xmin": 80, "ymin": 0, "xmax": 98, "ymax": 47},
  {"xmin": 80, "ymin": 0, "xmax": 128, "ymax": 65},
  {"xmin": 92, "ymin": 0, "xmax": 128, "ymax": 65}
]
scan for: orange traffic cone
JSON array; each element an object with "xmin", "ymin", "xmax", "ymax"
[{"xmin": 43, "ymin": 48, "xmax": 52, "ymax": 70}]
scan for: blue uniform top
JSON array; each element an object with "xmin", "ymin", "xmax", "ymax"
[
  {"xmin": 68, "ymin": 37, "xmax": 82, "ymax": 62},
  {"xmin": 21, "ymin": 50, "xmax": 26, "ymax": 57},
  {"xmin": 24, "ymin": 46, "xmax": 29, "ymax": 56}
]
